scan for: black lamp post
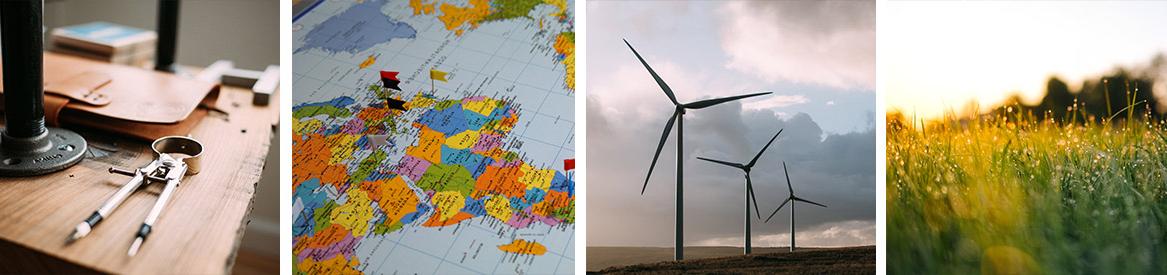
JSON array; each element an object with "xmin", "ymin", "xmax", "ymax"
[
  {"xmin": 154, "ymin": 0, "xmax": 179, "ymax": 72},
  {"xmin": 0, "ymin": 0, "xmax": 87, "ymax": 176}
]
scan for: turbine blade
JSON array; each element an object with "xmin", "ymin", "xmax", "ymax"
[
  {"xmin": 765, "ymin": 197, "xmax": 792, "ymax": 223},
  {"xmin": 747, "ymin": 129, "xmax": 783, "ymax": 167},
  {"xmin": 696, "ymin": 157, "xmax": 744, "ymax": 169},
  {"xmin": 747, "ymin": 175, "xmax": 761, "ymax": 219},
  {"xmin": 624, "ymin": 39, "xmax": 679, "ymax": 106},
  {"xmin": 794, "ymin": 196, "xmax": 828, "ymax": 208},
  {"xmin": 783, "ymin": 161, "xmax": 794, "ymax": 194},
  {"xmin": 682, "ymin": 92, "xmax": 771, "ymax": 109},
  {"xmin": 642, "ymin": 110, "xmax": 679, "ymax": 194}
]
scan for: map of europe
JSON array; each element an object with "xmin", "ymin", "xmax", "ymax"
[{"xmin": 292, "ymin": 0, "xmax": 575, "ymax": 273}]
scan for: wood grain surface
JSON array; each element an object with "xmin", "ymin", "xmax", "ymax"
[{"xmin": 0, "ymin": 83, "xmax": 277, "ymax": 274}]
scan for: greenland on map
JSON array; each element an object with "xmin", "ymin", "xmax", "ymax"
[{"xmin": 291, "ymin": 0, "xmax": 575, "ymax": 273}]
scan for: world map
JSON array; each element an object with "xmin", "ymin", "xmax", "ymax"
[{"xmin": 291, "ymin": 0, "xmax": 575, "ymax": 273}]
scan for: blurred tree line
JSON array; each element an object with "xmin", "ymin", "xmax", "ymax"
[{"xmin": 987, "ymin": 54, "xmax": 1167, "ymax": 123}]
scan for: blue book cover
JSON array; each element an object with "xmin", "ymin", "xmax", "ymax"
[{"xmin": 53, "ymin": 21, "xmax": 155, "ymax": 50}]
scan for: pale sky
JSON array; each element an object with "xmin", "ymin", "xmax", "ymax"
[
  {"xmin": 885, "ymin": 1, "xmax": 1167, "ymax": 118},
  {"xmin": 587, "ymin": 1, "xmax": 875, "ymax": 135},
  {"xmin": 587, "ymin": 0, "xmax": 875, "ymax": 248}
]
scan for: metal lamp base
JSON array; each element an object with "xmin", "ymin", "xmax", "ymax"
[{"xmin": 0, "ymin": 127, "xmax": 87, "ymax": 176}]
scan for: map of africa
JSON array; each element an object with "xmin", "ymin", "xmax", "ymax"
[{"xmin": 291, "ymin": 0, "xmax": 575, "ymax": 273}]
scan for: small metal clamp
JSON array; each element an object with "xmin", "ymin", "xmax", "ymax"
[{"xmin": 67, "ymin": 136, "xmax": 203, "ymax": 257}]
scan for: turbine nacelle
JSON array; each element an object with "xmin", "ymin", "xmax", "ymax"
[
  {"xmin": 627, "ymin": 38, "xmax": 772, "ymax": 195},
  {"xmin": 627, "ymin": 38, "xmax": 774, "ymax": 261},
  {"xmin": 695, "ymin": 128, "xmax": 784, "ymax": 221},
  {"xmin": 764, "ymin": 161, "xmax": 828, "ymax": 223}
]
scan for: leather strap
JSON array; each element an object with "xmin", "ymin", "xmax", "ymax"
[
  {"xmin": 39, "ymin": 71, "xmax": 113, "ymax": 126},
  {"xmin": 44, "ymin": 95, "xmax": 70, "ymax": 126},
  {"xmin": 43, "ymin": 71, "xmax": 112, "ymax": 106}
]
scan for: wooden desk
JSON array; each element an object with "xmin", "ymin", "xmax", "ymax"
[{"xmin": 0, "ymin": 84, "xmax": 277, "ymax": 274}]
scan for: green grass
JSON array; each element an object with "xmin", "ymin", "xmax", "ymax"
[
  {"xmin": 292, "ymin": 104, "xmax": 351, "ymax": 119},
  {"xmin": 482, "ymin": 0, "xmax": 542, "ymax": 22},
  {"xmin": 887, "ymin": 108, "xmax": 1167, "ymax": 274}
]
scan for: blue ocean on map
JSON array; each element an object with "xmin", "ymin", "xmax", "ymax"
[
  {"xmin": 297, "ymin": 0, "xmax": 417, "ymax": 53},
  {"xmin": 293, "ymin": 0, "xmax": 575, "ymax": 273}
]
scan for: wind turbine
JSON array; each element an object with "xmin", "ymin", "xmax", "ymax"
[
  {"xmin": 626, "ymin": 39, "xmax": 771, "ymax": 261},
  {"xmin": 765, "ymin": 161, "xmax": 827, "ymax": 252},
  {"xmin": 696, "ymin": 129, "xmax": 784, "ymax": 255}
]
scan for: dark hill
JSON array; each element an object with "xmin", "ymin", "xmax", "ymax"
[{"xmin": 589, "ymin": 246, "xmax": 875, "ymax": 274}]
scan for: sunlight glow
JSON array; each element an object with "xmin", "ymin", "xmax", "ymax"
[{"xmin": 885, "ymin": 1, "xmax": 1167, "ymax": 118}]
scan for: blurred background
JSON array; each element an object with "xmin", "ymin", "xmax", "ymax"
[
  {"xmin": 42, "ymin": 0, "xmax": 278, "ymax": 273},
  {"xmin": 884, "ymin": 1, "xmax": 1167, "ymax": 121},
  {"xmin": 586, "ymin": 0, "xmax": 875, "ymax": 261},
  {"xmin": 43, "ymin": 0, "xmax": 278, "ymax": 69}
]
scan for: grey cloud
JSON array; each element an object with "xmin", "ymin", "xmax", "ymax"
[
  {"xmin": 755, "ymin": 0, "xmax": 875, "ymax": 35},
  {"xmin": 718, "ymin": 0, "xmax": 875, "ymax": 89},
  {"xmin": 586, "ymin": 95, "xmax": 875, "ymax": 247}
]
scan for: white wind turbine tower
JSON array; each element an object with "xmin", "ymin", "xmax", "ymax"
[
  {"xmin": 696, "ymin": 129, "xmax": 783, "ymax": 255},
  {"xmin": 764, "ymin": 162, "xmax": 827, "ymax": 252},
  {"xmin": 625, "ymin": 39, "xmax": 770, "ymax": 261}
]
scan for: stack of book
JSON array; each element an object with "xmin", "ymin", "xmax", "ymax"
[{"xmin": 50, "ymin": 22, "xmax": 156, "ymax": 68}]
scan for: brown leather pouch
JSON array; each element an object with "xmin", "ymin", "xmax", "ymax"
[{"xmin": 0, "ymin": 53, "xmax": 220, "ymax": 140}]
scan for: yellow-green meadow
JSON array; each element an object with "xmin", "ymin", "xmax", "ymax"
[{"xmin": 887, "ymin": 105, "xmax": 1167, "ymax": 274}]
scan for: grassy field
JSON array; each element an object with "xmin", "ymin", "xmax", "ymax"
[
  {"xmin": 589, "ymin": 246, "xmax": 875, "ymax": 274},
  {"xmin": 887, "ymin": 107, "xmax": 1167, "ymax": 274}
]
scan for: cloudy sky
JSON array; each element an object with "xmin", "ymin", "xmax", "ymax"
[
  {"xmin": 886, "ymin": 1, "xmax": 1167, "ymax": 118},
  {"xmin": 586, "ymin": 1, "xmax": 875, "ymax": 248}
]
